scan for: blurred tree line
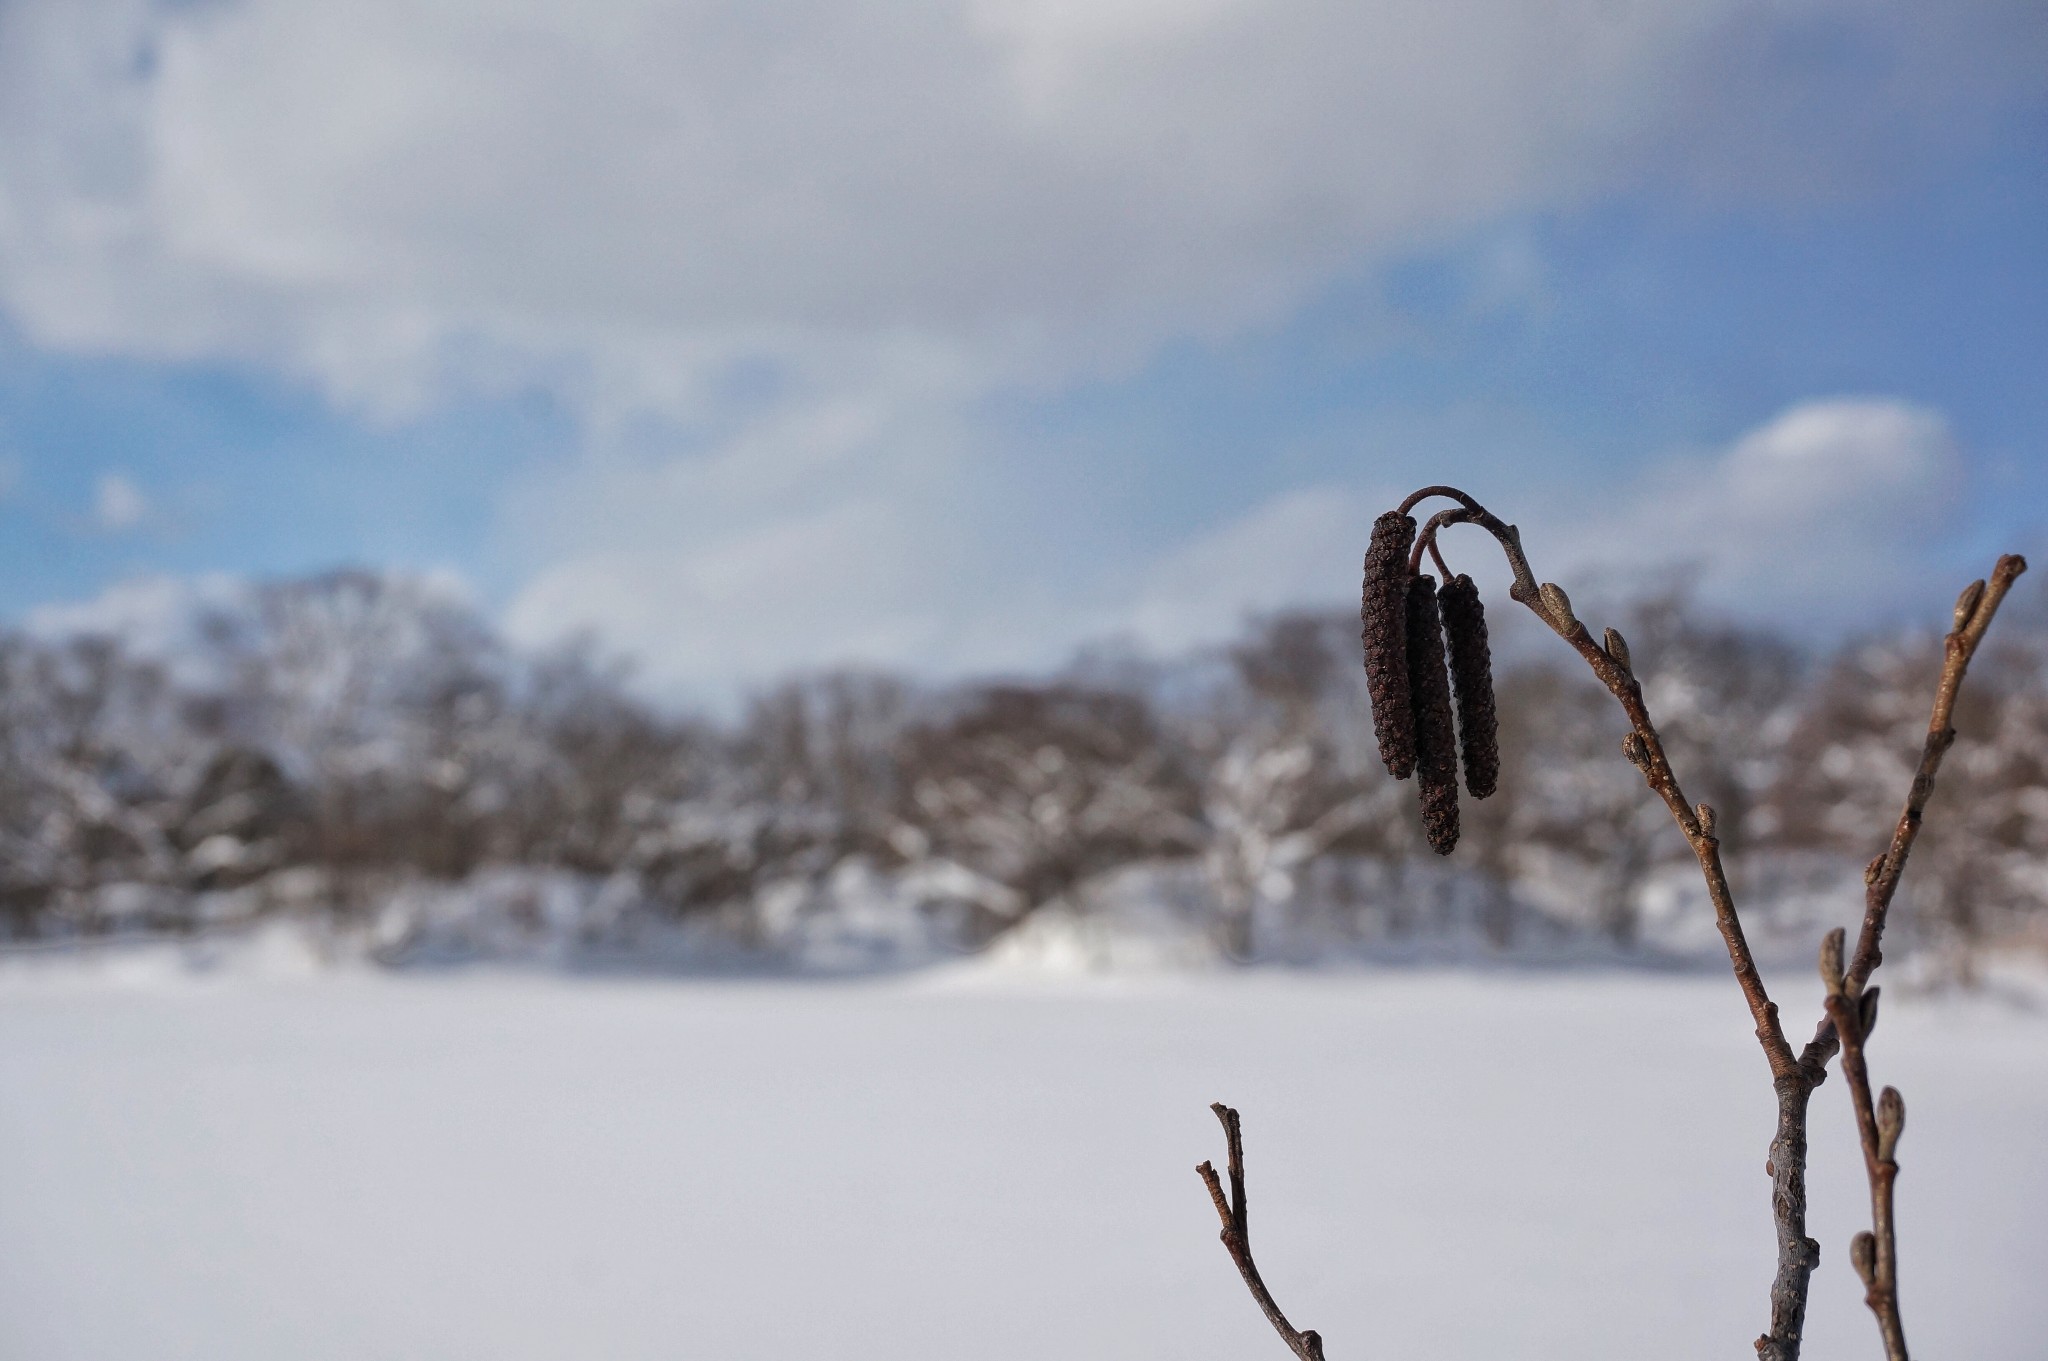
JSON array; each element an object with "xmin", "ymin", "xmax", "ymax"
[{"xmin": 1, "ymin": 569, "xmax": 2042, "ymax": 976}]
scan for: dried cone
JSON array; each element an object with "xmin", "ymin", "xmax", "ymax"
[
  {"xmin": 1361, "ymin": 511, "xmax": 1418, "ymax": 778},
  {"xmin": 1406, "ymin": 573, "xmax": 1460, "ymax": 854},
  {"xmin": 1436, "ymin": 574, "xmax": 1499, "ymax": 799}
]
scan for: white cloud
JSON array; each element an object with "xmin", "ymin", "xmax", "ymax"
[
  {"xmin": 1, "ymin": 3, "xmax": 2034, "ymax": 695},
  {"xmin": 92, "ymin": 471, "xmax": 150, "ymax": 531},
  {"xmin": 1118, "ymin": 485, "xmax": 1375, "ymax": 654},
  {"xmin": 0, "ymin": 1, "xmax": 2037, "ymax": 419},
  {"xmin": 498, "ymin": 393, "xmax": 1987, "ymax": 697},
  {"xmin": 1542, "ymin": 397, "xmax": 1970, "ymax": 624}
]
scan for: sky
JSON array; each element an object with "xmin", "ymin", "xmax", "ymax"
[{"xmin": 0, "ymin": 0, "xmax": 2042, "ymax": 700}]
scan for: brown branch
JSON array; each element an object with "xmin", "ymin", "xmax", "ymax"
[
  {"xmin": 1202, "ymin": 492, "xmax": 2022, "ymax": 1359},
  {"xmin": 1798, "ymin": 554, "xmax": 2030, "ymax": 1072},
  {"xmin": 1406, "ymin": 491, "xmax": 2026, "ymax": 1360},
  {"xmin": 1420, "ymin": 499, "xmax": 1793, "ymax": 1071},
  {"xmin": 1820, "ymin": 930, "xmax": 1910, "ymax": 1360},
  {"xmin": 1196, "ymin": 1103, "xmax": 1327, "ymax": 1361}
]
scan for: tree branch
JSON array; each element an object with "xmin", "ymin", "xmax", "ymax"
[
  {"xmin": 1820, "ymin": 930, "xmax": 1910, "ymax": 1360},
  {"xmin": 1196, "ymin": 1103, "xmax": 1327, "ymax": 1361},
  {"xmin": 1206, "ymin": 493, "xmax": 2024, "ymax": 1359},
  {"xmin": 1798, "ymin": 554, "xmax": 2030, "ymax": 1071},
  {"xmin": 1413, "ymin": 495, "xmax": 2026, "ymax": 1360}
]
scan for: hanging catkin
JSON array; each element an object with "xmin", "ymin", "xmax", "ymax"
[
  {"xmin": 1361, "ymin": 511, "xmax": 1417, "ymax": 779},
  {"xmin": 1436, "ymin": 573, "xmax": 1500, "ymax": 799},
  {"xmin": 1406, "ymin": 573, "xmax": 1460, "ymax": 854}
]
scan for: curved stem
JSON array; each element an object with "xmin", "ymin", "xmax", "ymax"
[
  {"xmin": 1426, "ymin": 537, "xmax": 1452, "ymax": 580},
  {"xmin": 1397, "ymin": 484, "xmax": 1482, "ymax": 516}
]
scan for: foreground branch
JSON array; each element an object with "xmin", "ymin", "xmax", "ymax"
[
  {"xmin": 1403, "ymin": 497, "xmax": 2026, "ymax": 1360},
  {"xmin": 1196, "ymin": 1104, "xmax": 1327, "ymax": 1361},
  {"xmin": 1197, "ymin": 496, "xmax": 2025, "ymax": 1359},
  {"xmin": 1820, "ymin": 930, "xmax": 1910, "ymax": 1360},
  {"xmin": 1799, "ymin": 554, "xmax": 2031, "ymax": 1072}
]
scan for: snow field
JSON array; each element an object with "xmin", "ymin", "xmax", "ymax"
[{"xmin": 0, "ymin": 965, "xmax": 2042, "ymax": 1360}]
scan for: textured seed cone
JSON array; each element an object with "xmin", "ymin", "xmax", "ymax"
[
  {"xmin": 1406, "ymin": 573, "xmax": 1460, "ymax": 855},
  {"xmin": 1361, "ymin": 511, "xmax": 1418, "ymax": 779},
  {"xmin": 1436, "ymin": 573, "xmax": 1499, "ymax": 800}
]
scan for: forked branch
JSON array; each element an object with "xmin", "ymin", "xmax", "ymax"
[
  {"xmin": 1799, "ymin": 553, "xmax": 2031, "ymax": 1072},
  {"xmin": 1196, "ymin": 1103, "xmax": 1327, "ymax": 1361},
  {"xmin": 1406, "ymin": 497, "xmax": 2023, "ymax": 1361},
  {"xmin": 1198, "ymin": 490, "xmax": 2024, "ymax": 1360}
]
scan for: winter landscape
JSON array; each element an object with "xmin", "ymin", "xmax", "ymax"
[
  {"xmin": 2, "ymin": 949, "xmax": 2045, "ymax": 1361},
  {"xmin": 2, "ymin": 2, "xmax": 2045, "ymax": 1359}
]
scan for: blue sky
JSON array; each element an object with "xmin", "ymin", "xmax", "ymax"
[{"xmin": 0, "ymin": 1, "xmax": 2041, "ymax": 697}]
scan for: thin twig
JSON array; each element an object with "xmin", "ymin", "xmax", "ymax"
[
  {"xmin": 1820, "ymin": 930, "xmax": 1910, "ymax": 1360},
  {"xmin": 1196, "ymin": 1103, "xmax": 1327, "ymax": 1361},
  {"xmin": 1798, "ymin": 554, "xmax": 2031, "ymax": 1071},
  {"xmin": 1421, "ymin": 502, "xmax": 1792, "ymax": 1069}
]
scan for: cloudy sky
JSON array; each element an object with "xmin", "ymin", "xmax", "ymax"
[{"xmin": 0, "ymin": 0, "xmax": 2042, "ymax": 697}]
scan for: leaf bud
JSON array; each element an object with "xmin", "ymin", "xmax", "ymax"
[
  {"xmin": 1953, "ymin": 578, "xmax": 1985, "ymax": 631},
  {"xmin": 1603, "ymin": 626, "xmax": 1632, "ymax": 672},
  {"xmin": 1818, "ymin": 927, "xmax": 1846, "ymax": 996},
  {"xmin": 1538, "ymin": 582, "xmax": 1577, "ymax": 631},
  {"xmin": 1877, "ymin": 1086, "xmax": 1905, "ymax": 1160},
  {"xmin": 1850, "ymin": 1231, "xmax": 1877, "ymax": 1286}
]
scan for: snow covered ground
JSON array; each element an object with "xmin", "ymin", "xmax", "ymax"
[{"xmin": 0, "ymin": 953, "xmax": 2043, "ymax": 1360}]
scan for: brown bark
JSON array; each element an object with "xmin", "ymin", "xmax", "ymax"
[
  {"xmin": 1196, "ymin": 1104, "xmax": 1326, "ymax": 1361},
  {"xmin": 1821, "ymin": 930, "xmax": 1911, "ymax": 1360}
]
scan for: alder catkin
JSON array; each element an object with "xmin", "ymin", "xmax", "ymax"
[
  {"xmin": 1361, "ymin": 511, "xmax": 1417, "ymax": 779},
  {"xmin": 1436, "ymin": 573, "xmax": 1499, "ymax": 799},
  {"xmin": 1406, "ymin": 573, "xmax": 1460, "ymax": 855}
]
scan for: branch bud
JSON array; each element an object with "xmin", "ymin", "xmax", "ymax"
[
  {"xmin": 1859, "ymin": 986, "xmax": 1881, "ymax": 1039},
  {"xmin": 1850, "ymin": 1231, "xmax": 1877, "ymax": 1286},
  {"xmin": 1695, "ymin": 803, "xmax": 1716, "ymax": 839},
  {"xmin": 1818, "ymin": 927, "xmax": 1846, "ymax": 996},
  {"xmin": 1877, "ymin": 1086, "xmax": 1905, "ymax": 1160},
  {"xmin": 1603, "ymin": 626, "xmax": 1632, "ymax": 672},
  {"xmin": 1864, "ymin": 854, "xmax": 1886, "ymax": 886},
  {"xmin": 1538, "ymin": 582, "xmax": 1577, "ymax": 630},
  {"xmin": 1953, "ymin": 578, "xmax": 1986, "ymax": 632}
]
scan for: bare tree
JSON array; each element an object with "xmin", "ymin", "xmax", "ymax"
[
  {"xmin": 1196, "ymin": 613, "xmax": 1393, "ymax": 958},
  {"xmin": 897, "ymin": 683, "xmax": 1202, "ymax": 942}
]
